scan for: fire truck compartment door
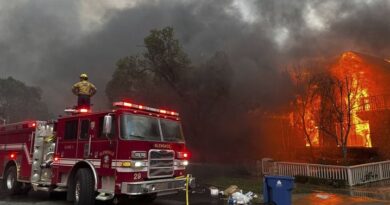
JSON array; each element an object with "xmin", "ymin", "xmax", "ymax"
[{"xmin": 30, "ymin": 122, "xmax": 55, "ymax": 183}]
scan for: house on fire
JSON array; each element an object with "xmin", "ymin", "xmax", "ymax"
[
  {"xmin": 302, "ymin": 51, "xmax": 390, "ymax": 158},
  {"xmin": 256, "ymin": 51, "xmax": 390, "ymax": 161}
]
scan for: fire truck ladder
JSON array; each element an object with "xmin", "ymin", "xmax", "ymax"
[{"xmin": 30, "ymin": 121, "xmax": 55, "ymax": 186}]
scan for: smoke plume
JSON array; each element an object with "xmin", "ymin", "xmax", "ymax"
[{"xmin": 0, "ymin": 0, "xmax": 390, "ymax": 160}]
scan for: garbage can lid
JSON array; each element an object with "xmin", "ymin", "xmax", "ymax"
[{"xmin": 264, "ymin": 175, "xmax": 294, "ymax": 180}]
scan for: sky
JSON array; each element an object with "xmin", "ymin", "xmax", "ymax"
[{"xmin": 0, "ymin": 0, "xmax": 389, "ymax": 115}]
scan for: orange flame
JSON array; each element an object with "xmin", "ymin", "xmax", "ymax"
[
  {"xmin": 291, "ymin": 51, "xmax": 373, "ymax": 148},
  {"xmin": 331, "ymin": 51, "xmax": 372, "ymax": 147}
]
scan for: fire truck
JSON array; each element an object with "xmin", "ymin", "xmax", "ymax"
[{"xmin": 0, "ymin": 101, "xmax": 194, "ymax": 205}]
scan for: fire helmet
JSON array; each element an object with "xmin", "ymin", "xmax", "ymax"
[{"xmin": 80, "ymin": 73, "xmax": 88, "ymax": 80}]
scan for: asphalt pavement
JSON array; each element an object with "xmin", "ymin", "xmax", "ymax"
[{"xmin": 0, "ymin": 189, "xmax": 224, "ymax": 205}]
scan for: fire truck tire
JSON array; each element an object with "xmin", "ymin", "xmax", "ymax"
[
  {"xmin": 74, "ymin": 168, "xmax": 95, "ymax": 205},
  {"xmin": 2, "ymin": 166, "xmax": 23, "ymax": 195}
]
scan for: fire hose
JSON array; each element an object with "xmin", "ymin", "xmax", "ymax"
[{"xmin": 175, "ymin": 174, "xmax": 191, "ymax": 205}]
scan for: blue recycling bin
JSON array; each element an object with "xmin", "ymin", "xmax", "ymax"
[{"xmin": 263, "ymin": 175, "xmax": 294, "ymax": 205}]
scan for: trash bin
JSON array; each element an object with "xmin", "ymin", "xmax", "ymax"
[{"xmin": 263, "ymin": 175, "xmax": 294, "ymax": 205}]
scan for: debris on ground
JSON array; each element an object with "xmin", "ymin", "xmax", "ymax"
[
  {"xmin": 231, "ymin": 191, "xmax": 254, "ymax": 204},
  {"xmin": 224, "ymin": 185, "xmax": 240, "ymax": 196},
  {"xmin": 209, "ymin": 186, "xmax": 219, "ymax": 197},
  {"xmin": 211, "ymin": 185, "xmax": 255, "ymax": 204}
]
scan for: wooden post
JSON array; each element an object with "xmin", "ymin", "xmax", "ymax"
[
  {"xmin": 306, "ymin": 164, "xmax": 310, "ymax": 177},
  {"xmin": 347, "ymin": 168, "xmax": 353, "ymax": 186},
  {"xmin": 379, "ymin": 163, "xmax": 384, "ymax": 180}
]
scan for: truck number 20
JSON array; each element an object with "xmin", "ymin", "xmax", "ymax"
[{"xmin": 133, "ymin": 173, "xmax": 142, "ymax": 180}]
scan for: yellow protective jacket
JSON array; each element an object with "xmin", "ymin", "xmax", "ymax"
[{"xmin": 72, "ymin": 80, "xmax": 97, "ymax": 96}]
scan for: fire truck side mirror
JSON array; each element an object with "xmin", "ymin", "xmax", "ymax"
[{"xmin": 103, "ymin": 115, "xmax": 112, "ymax": 136}]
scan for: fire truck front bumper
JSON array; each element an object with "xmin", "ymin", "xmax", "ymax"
[{"xmin": 121, "ymin": 176, "xmax": 195, "ymax": 196}]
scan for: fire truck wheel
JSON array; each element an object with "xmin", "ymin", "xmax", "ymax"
[
  {"xmin": 2, "ymin": 166, "xmax": 23, "ymax": 195},
  {"xmin": 74, "ymin": 168, "xmax": 95, "ymax": 205}
]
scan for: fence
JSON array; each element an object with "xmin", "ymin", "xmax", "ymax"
[{"xmin": 262, "ymin": 158, "xmax": 390, "ymax": 186}]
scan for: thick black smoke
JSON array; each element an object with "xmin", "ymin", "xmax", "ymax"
[{"xmin": 1, "ymin": 0, "xmax": 389, "ymax": 113}]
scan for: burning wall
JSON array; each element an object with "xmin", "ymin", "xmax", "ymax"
[
  {"xmin": 293, "ymin": 51, "xmax": 390, "ymax": 149},
  {"xmin": 339, "ymin": 52, "xmax": 390, "ymax": 158},
  {"xmin": 331, "ymin": 51, "xmax": 372, "ymax": 147}
]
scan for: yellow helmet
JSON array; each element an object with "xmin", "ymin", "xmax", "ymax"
[{"xmin": 80, "ymin": 73, "xmax": 88, "ymax": 80}]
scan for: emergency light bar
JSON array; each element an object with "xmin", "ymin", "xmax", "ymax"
[
  {"xmin": 64, "ymin": 108, "xmax": 91, "ymax": 115},
  {"xmin": 113, "ymin": 101, "xmax": 179, "ymax": 116}
]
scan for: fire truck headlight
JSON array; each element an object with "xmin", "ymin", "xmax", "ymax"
[
  {"xmin": 181, "ymin": 160, "xmax": 189, "ymax": 166},
  {"xmin": 134, "ymin": 161, "xmax": 146, "ymax": 167}
]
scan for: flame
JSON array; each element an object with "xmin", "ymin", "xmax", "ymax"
[
  {"xmin": 291, "ymin": 51, "xmax": 373, "ymax": 148},
  {"xmin": 290, "ymin": 71, "xmax": 321, "ymax": 147},
  {"xmin": 304, "ymin": 96, "xmax": 320, "ymax": 147},
  {"xmin": 332, "ymin": 51, "xmax": 372, "ymax": 147}
]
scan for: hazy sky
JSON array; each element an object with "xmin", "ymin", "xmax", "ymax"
[{"xmin": 0, "ymin": 0, "xmax": 389, "ymax": 115}]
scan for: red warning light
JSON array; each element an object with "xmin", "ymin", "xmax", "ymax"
[
  {"xmin": 10, "ymin": 153, "xmax": 15, "ymax": 159},
  {"xmin": 123, "ymin": 102, "xmax": 132, "ymax": 107},
  {"xmin": 159, "ymin": 109, "xmax": 167, "ymax": 114},
  {"xmin": 28, "ymin": 122, "xmax": 37, "ymax": 128},
  {"xmin": 177, "ymin": 152, "xmax": 190, "ymax": 159},
  {"xmin": 79, "ymin": 108, "xmax": 89, "ymax": 113}
]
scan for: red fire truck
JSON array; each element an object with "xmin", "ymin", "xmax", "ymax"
[{"xmin": 0, "ymin": 101, "xmax": 194, "ymax": 205}]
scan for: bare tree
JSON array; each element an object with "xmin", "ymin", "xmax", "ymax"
[
  {"xmin": 292, "ymin": 68, "xmax": 321, "ymax": 160},
  {"xmin": 317, "ymin": 71, "xmax": 364, "ymax": 162}
]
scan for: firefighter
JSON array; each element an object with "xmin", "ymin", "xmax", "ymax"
[{"xmin": 72, "ymin": 73, "xmax": 97, "ymax": 108}]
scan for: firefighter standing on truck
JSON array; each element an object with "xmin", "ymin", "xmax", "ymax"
[{"xmin": 72, "ymin": 73, "xmax": 97, "ymax": 108}]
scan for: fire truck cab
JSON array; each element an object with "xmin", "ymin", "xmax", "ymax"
[{"xmin": 0, "ymin": 101, "xmax": 194, "ymax": 205}]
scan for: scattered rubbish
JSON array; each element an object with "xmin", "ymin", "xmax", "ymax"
[
  {"xmin": 219, "ymin": 185, "xmax": 255, "ymax": 204},
  {"xmin": 315, "ymin": 193, "xmax": 331, "ymax": 199},
  {"xmin": 224, "ymin": 185, "xmax": 239, "ymax": 196},
  {"xmin": 209, "ymin": 186, "xmax": 219, "ymax": 197},
  {"xmin": 227, "ymin": 196, "xmax": 237, "ymax": 204},
  {"xmin": 231, "ymin": 191, "xmax": 254, "ymax": 204}
]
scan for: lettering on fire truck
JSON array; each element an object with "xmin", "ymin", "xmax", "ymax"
[{"xmin": 153, "ymin": 143, "xmax": 172, "ymax": 149}]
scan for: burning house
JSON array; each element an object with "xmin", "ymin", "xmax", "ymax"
[
  {"xmin": 289, "ymin": 51, "xmax": 390, "ymax": 161},
  {"xmin": 255, "ymin": 51, "xmax": 390, "ymax": 163}
]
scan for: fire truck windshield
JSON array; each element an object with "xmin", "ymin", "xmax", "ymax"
[{"xmin": 120, "ymin": 114, "xmax": 184, "ymax": 142}]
